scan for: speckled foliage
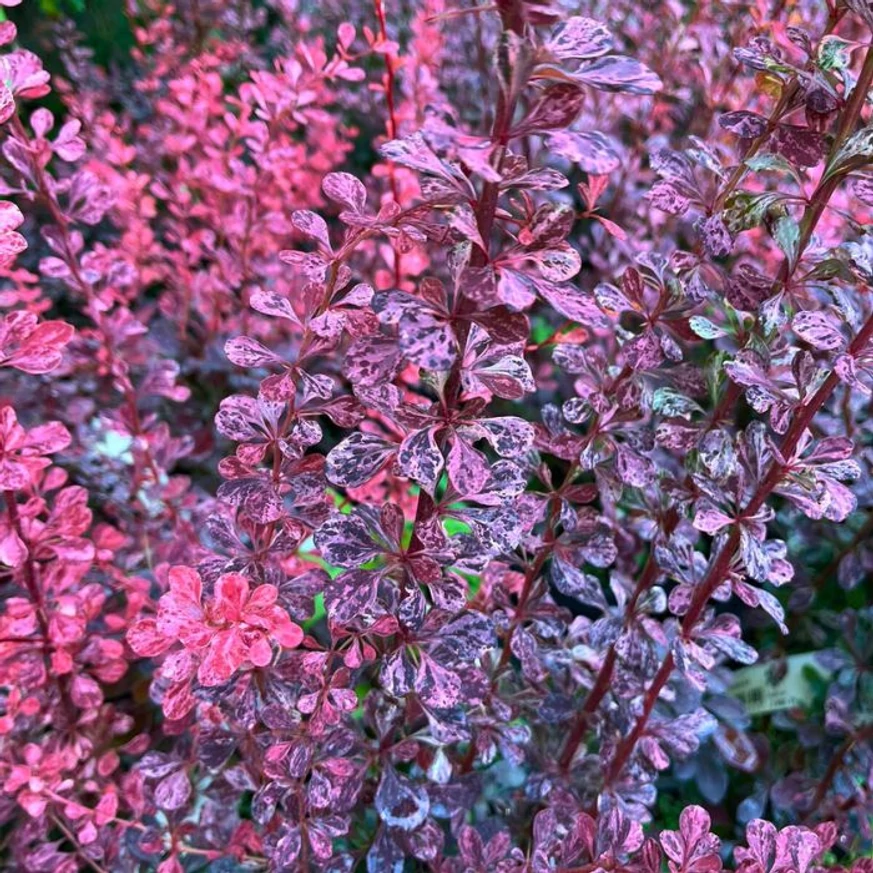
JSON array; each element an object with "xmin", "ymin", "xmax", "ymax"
[{"xmin": 0, "ymin": 0, "xmax": 872, "ymax": 870}]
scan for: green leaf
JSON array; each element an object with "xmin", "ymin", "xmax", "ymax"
[
  {"xmin": 817, "ymin": 36, "xmax": 853, "ymax": 71},
  {"xmin": 723, "ymin": 190, "xmax": 784, "ymax": 234},
  {"xmin": 772, "ymin": 214, "xmax": 800, "ymax": 266},
  {"xmin": 744, "ymin": 153, "xmax": 800, "ymax": 180},
  {"xmin": 689, "ymin": 315, "xmax": 728, "ymax": 340},
  {"xmin": 652, "ymin": 388, "xmax": 703, "ymax": 419},
  {"xmin": 801, "ymin": 258, "xmax": 852, "ymax": 282},
  {"xmin": 825, "ymin": 125, "xmax": 873, "ymax": 181},
  {"xmin": 706, "ymin": 349, "xmax": 732, "ymax": 401}
]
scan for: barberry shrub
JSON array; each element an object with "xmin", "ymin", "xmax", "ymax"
[{"xmin": 0, "ymin": 0, "xmax": 872, "ymax": 869}]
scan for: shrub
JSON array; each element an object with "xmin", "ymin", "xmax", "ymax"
[{"xmin": 0, "ymin": 0, "xmax": 872, "ymax": 869}]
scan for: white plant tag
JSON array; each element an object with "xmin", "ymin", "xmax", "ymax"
[{"xmin": 730, "ymin": 653, "xmax": 831, "ymax": 716}]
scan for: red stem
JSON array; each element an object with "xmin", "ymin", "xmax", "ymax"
[
  {"xmin": 601, "ymin": 46, "xmax": 873, "ymax": 768},
  {"xmin": 551, "ymin": 29, "xmax": 873, "ymax": 787},
  {"xmin": 557, "ymin": 553, "xmax": 660, "ymax": 772},
  {"xmin": 804, "ymin": 724, "xmax": 873, "ymax": 821},
  {"xmin": 603, "ymin": 309, "xmax": 873, "ymax": 789},
  {"xmin": 597, "ymin": 36, "xmax": 873, "ymax": 782},
  {"xmin": 408, "ymin": 0, "xmax": 526, "ymax": 553},
  {"xmin": 3, "ymin": 491, "xmax": 77, "ymax": 724},
  {"xmin": 373, "ymin": 0, "xmax": 403, "ymax": 286},
  {"xmin": 9, "ymin": 116, "xmax": 176, "ymax": 522},
  {"xmin": 492, "ymin": 486, "xmax": 564, "ymax": 680}
]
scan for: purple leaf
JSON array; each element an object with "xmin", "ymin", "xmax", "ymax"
[
  {"xmin": 397, "ymin": 426, "xmax": 444, "ymax": 493},
  {"xmin": 380, "ymin": 133, "xmax": 462, "ymax": 188},
  {"xmin": 325, "ymin": 570, "xmax": 379, "ymax": 625},
  {"xmin": 215, "ymin": 395, "xmax": 266, "ymax": 442},
  {"xmin": 647, "ymin": 180, "xmax": 691, "ymax": 216},
  {"xmin": 700, "ymin": 214, "xmax": 734, "ymax": 259},
  {"xmin": 792, "ymin": 311, "xmax": 845, "ymax": 351},
  {"xmin": 772, "ymin": 124, "xmax": 826, "ymax": 168},
  {"xmin": 624, "ymin": 330, "xmax": 663, "ymax": 370},
  {"xmin": 551, "ymin": 553, "xmax": 607, "ymax": 610},
  {"xmin": 375, "ymin": 767, "xmax": 430, "ymax": 832},
  {"xmin": 446, "ymin": 436, "xmax": 490, "ymax": 496},
  {"xmin": 225, "ymin": 336, "xmax": 284, "ymax": 368},
  {"xmin": 467, "ymin": 354, "xmax": 535, "ymax": 400},
  {"xmin": 344, "ymin": 335, "xmax": 403, "ymax": 387},
  {"xmin": 326, "ymin": 433, "xmax": 396, "ymax": 487},
  {"xmin": 515, "ymin": 84, "xmax": 586, "ymax": 135},
  {"xmin": 737, "ymin": 820, "xmax": 777, "ymax": 871},
  {"xmin": 217, "ymin": 478, "xmax": 284, "ymax": 523},
  {"xmin": 291, "ymin": 209, "xmax": 332, "ymax": 250},
  {"xmin": 660, "ymin": 805, "xmax": 722, "ymax": 873},
  {"xmin": 546, "ymin": 17, "xmax": 613, "ymax": 60},
  {"xmin": 476, "ymin": 417, "xmax": 535, "ymax": 457},
  {"xmin": 315, "ymin": 510, "xmax": 385, "ymax": 568},
  {"xmin": 154, "ymin": 769, "xmax": 191, "ymax": 812},
  {"xmin": 415, "ymin": 654, "xmax": 461, "ymax": 709},
  {"xmin": 322, "ymin": 171, "xmax": 368, "ymax": 215},
  {"xmin": 250, "ymin": 290, "xmax": 302, "ymax": 324},
  {"xmin": 547, "ymin": 130, "xmax": 622, "ymax": 174},
  {"xmin": 693, "ymin": 502, "xmax": 734, "ymax": 536},
  {"xmin": 538, "ymin": 282, "xmax": 606, "ymax": 324},
  {"xmin": 719, "ymin": 111, "xmax": 769, "ymax": 139},
  {"xmin": 574, "ymin": 56, "xmax": 663, "ymax": 95}
]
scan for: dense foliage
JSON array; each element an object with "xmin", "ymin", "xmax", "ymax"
[{"xmin": 0, "ymin": 0, "xmax": 872, "ymax": 869}]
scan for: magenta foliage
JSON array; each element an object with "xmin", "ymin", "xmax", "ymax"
[{"xmin": 0, "ymin": 0, "xmax": 872, "ymax": 869}]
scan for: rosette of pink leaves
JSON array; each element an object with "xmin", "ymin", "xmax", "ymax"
[{"xmin": 127, "ymin": 566, "xmax": 304, "ymax": 714}]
